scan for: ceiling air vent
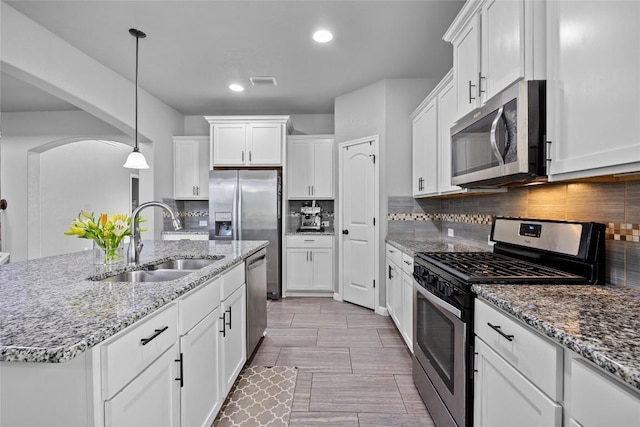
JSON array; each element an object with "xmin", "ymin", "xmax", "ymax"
[{"xmin": 249, "ymin": 76, "xmax": 278, "ymax": 86}]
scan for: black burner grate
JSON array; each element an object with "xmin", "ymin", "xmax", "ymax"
[{"xmin": 417, "ymin": 252, "xmax": 586, "ymax": 284}]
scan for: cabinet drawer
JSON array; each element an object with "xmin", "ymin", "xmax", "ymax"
[
  {"xmin": 101, "ymin": 303, "xmax": 178, "ymax": 399},
  {"xmin": 386, "ymin": 243, "xmax": 402, "ymax": 266},
  {"xmin": 179, "ymin": 277, "xmax": 221, "ymax": 335},
  {"xmin": 570, "ymin": 358, "xmax": 640, "ymax": 427},
  {"xmin": 287, "ymin": 235, "xmax": 333, "ymax": 248},
  {"xmin": 475, "ymin": 299, "xmax": 563, "ymax": 400},
  {"xmin": 401, "ymin": 253, "xmax": 414, "ymax": 274},
  {"xmin": 221, "ymin": 262, "xmax": 245, "ymax": 300}
]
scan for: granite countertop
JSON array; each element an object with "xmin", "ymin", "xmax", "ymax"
[
  {"xmin": 0, "ymin": 240, "xmax": 267, "ymax": 363},
  {"xmin": 385, "ymin": 236, "xmax": 490, "ymax": 257},
  {"xmin": 161, "ymin": 230, "xmax": 208, "ymax": 235},
  {"xmin": 473, "ymin": 284, "xmax": 640, "ymax": 391},
  {"xmin": 286, "ymin": 231, "xmax": 335, "ymax": 236}
]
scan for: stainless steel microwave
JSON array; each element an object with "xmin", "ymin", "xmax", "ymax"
[{"xmin": 450, "ymin": 80, "xmax": 546, "ymax": 188}]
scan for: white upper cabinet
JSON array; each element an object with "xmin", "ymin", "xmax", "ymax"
[
  {"xmin": 444, "ymin": 0, "xmax": 545, "ymax": 121},
  {"xmin": 174, "ymin": 137, "xmax": 210, "ymax": 200},
  {"xmin": 437, "ymin": 74, "xmax": 462, "ymax": 195},
  {"xmin": 546, "ymin": 0, "xmax": 640, "ymax": 181},
  {"xmin": 412, "ymin": 98, "xmax": 438, "ymax": 197},
  {"xmin": 206, "ymin": 116, "xmax": 290, "ymax": 167},
  {"xmin": 287, "ymin": 135, "xmax": 335, "ymax": 199}
]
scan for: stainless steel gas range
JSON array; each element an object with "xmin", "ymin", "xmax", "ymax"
[{"xmin": 412, "ymin": 217, "xmax": 606, "ymax": 427}]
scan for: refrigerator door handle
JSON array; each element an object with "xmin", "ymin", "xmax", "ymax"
[
  {"xmin": 232, "ymin": 180, "xmax": 239, "ymax": 239},
  {"xmin": 238, "ymin": 183, "xmax": 243, "ymax": 240}
]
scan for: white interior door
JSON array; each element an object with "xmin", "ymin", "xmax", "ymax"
[{"xmin": 340, "ymin": 139, "xmax": 376, "ymax": 310}]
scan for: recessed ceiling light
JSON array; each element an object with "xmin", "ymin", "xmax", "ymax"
[
  {"xmin": 229, "ymin": 83, "xmax": 244, "ymax": 92},
  {"xmin": 313, "ymin": 29, "xmax": 333, "ymax": 43}
]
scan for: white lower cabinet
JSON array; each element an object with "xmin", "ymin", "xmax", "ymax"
[
  {"xmin": 180, "ymin": 308, "xmax": 221, "ymax": 427},
  {"xmin": 385, "ymin": 244, "xmax": 413, "ymax": 351},
  {"xmin": 474, "ymin": 299, "xmax": 563, "ymax": 427},
  {"xmin": 474, "ymin": 339, "xmax": 562, "ymax": 427},
  {"xmin": 285, "ymin": 235, "xmax": 334, "ymax": 294},
  {"xmin": 569, "ymin": 357, "xmax": 640, "ymax": 427},
  {"xmin": 105, "ymin": 343, "xmax": 181, "ymax": 427},
  {"xmin": 220, "ymin": 283, "xmax": 247, "ymax": 397},
  {"xmin": 178, "ymin": 277, "xmax": 222, "ymax": 427}
]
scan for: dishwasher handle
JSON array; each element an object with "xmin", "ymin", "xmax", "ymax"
[{"xmin": 247, "ymin": 254, "xmax": 267, "ymax": 270}]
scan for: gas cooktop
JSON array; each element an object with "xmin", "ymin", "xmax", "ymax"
[{"xmin": 416, "ymin": 252, "xmax": 586, "ymax": 284}]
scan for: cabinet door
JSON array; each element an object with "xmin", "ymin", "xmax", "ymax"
[
  {"xmin": 453, "ymin": 13, "xmax": 481, "ymax": 119},
  {"xmin": 388, "ymin": 261, "xmax": 402, "ymax": 328},
  {"xmin": 286, "ymin": 248, "xmax": 312, "ymax": 290},
  {"xmin": 104, "ymin": 345, "xmax": 180, "ymax": 427},
  {"xmin": 247, "ymin": 123, "xmax": 282, "ymax": 165},
  {"xmin": 547, "ymin": 1, "xmax": 640, "ymax": 179},
  {"xmin": 474, "ymin": 339, "xmax": 562, "ymax": 427},
  {"xmin": 401, "ymin": 272, "xmax": 413, "ymax": 351},
  {"xmin": 570, "ymin": 358, "xmax": 640, "ymax": 427},
  {"xmin": 180, "ymin": 307, "xmax": 221, "ymax": 427},
  {"xmin": 312, "ymin": 140, "xmax": 334, "ymax": 198},
  {"xmin": 287, "ymin": 141, "xmax": 312, "ymax": 198},
  {"xmin": 220, "ymin": 284, "xmax": 246, "ymax": 397},
  {"xmin": 437, "ymin": 77, "xmax": 461, "ymax": 194},
  {"xmin": 213, "ymin": 123, "xmax": 246, "ymax": 166},
  {"xmin": 481, "ymin": 0, "xmax": 524, "ymax": 102},
  {"xmin": 196, "ymin": 139, "xmax": 210, "ymax": 199},
  {"xmin": 174, "ymin": 140, "xmax": 197, "ymax": 199},
  {"xmin": 311, "ymin": 248, "xmax": 333, "ymax": 291},
  {"xmin": 412, "ymin": 100, "xmax": 438, "ymax": 196}
]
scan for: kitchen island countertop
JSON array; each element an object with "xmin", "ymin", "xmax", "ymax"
[{"xmin": 0, "ymin": 239, "xmax": 267, "ymax": 363}]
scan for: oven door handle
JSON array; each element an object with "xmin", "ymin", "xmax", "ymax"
[{"xmin": 414, "ymin": 280, "xmax": 462, "ymax": 319}]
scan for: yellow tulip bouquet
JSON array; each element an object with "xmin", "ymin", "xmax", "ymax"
[{"xmin": 65, "ymin": 211, "xmax": 146, "ymax": 264}]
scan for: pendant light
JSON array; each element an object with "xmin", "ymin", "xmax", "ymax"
[{"xmin": 123, "ymin": 28, "xmax": 150, "ymax": 169}]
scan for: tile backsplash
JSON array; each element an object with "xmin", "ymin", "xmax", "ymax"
[
  {"xmin": 162, "ymin": 199, "xmax": 209, "ymax": 230},
  {"xmin": 387, "ymin": 181, "xmax": 640, "ymax": 289}
]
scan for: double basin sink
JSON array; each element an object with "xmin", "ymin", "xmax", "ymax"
[{"xmin": 99, "ymin": 257, "xmax": 224, "ymax": 283}]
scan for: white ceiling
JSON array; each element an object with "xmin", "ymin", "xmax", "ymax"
[{"xmin": 1, "ymin": 0, "xmax": 464, "ymax": 116}]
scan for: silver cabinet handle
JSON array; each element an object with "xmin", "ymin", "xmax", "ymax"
[
  {"xmin": 478, "ymin": 72, "xmax": 486, "ymax": 97},
  {"xmin": 311, "ymin": 185, "xmax": 314, "ymax": 196},
  {"xmin": 468, "ymin": 80, "xmax": 476, "ymax": 103},
  {"xmin": 193, "ymin": 186, "xmax": 195, "ymax": 196},
  {"xmin": 242, "ymin": 151, "xmax": 245, "ymax": 162},
  {"xmin": 490, "ymin": 106, "xmax": 505, "ymax": 166},
  {"xmin": 310, "ymin": 251, "xmax": 313, "ymax": 262},
  {"xmin": 249, "ymin": 151, "xmax": 252, "ymax": 162}
]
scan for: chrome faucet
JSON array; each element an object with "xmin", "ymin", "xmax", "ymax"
[{"xmin": 128, "ymin": 201, "xmax": 182, "ymax": 265}]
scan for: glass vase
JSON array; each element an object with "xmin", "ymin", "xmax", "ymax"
[{"xmin": 94, "ymin": 240, "xmax": 125, "ymax": 269}]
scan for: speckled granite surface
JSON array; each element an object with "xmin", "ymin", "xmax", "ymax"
[
  {"xmin": 385, "ymin": 236, "xmax": 489, "ymax": 257},
  {"xmin": 473, "ymin": 284, "xmax": 640, "ymax": 391},
  {"xmin": 285, "ymin": 231, "xmax": 335, "ymax": 236},
  {"xmin": 0, "ymin": 240, "xmax": 267, "ymax": 363},
  {"xmin": 161, "ymin": 230, "xmax": 208, "ymax": 235}
]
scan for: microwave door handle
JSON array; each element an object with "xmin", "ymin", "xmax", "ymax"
[{"xmin": 490, "ymin": 106, "xmax": 505, "ymax": 166}]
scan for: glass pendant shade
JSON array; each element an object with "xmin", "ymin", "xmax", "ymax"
[{"xmin": 123, "ymin": 148, "xmax": 149, "ymax": 169}]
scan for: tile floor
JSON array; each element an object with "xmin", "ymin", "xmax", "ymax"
[{"xmin": 249, "ymin": 297, "xmax": 435, "ymax": 426}]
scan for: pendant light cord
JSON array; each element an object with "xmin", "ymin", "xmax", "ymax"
[{"xmin": 129, "ymin": 28, "xmax": 146, "ymax": 152}]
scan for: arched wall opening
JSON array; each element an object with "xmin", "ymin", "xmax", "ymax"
[{"xmin": 27, "ymin": 137, "xmax": 135, "ymax": 258}]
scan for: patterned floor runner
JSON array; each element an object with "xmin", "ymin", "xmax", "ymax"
[{"xmin": 213, "ymin": 366, "xmax": 298, "ymax": 427}]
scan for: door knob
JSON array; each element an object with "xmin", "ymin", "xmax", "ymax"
[{"xmin": 342, "ymin": 229, "xmax": 349, "ymax": 235}]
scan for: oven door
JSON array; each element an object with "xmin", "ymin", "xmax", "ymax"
[{"xmin": 414, "ymin": 281, "xmax": 468, "ymax": 427}]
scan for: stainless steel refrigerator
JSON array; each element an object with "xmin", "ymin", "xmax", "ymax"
[{"xmin": 209, "ymin": 169, "xmax": 281, "ymax": 299}]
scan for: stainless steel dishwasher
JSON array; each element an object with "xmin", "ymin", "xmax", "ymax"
[{"xmin": 245, "ymin": 248, "xmax": 267, "ymax": 358}]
